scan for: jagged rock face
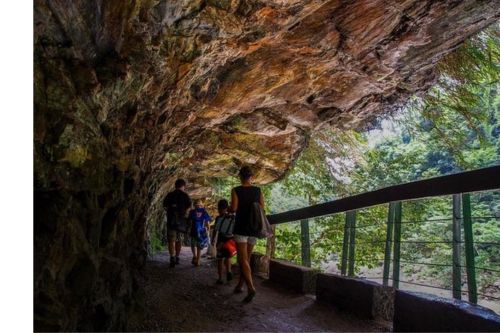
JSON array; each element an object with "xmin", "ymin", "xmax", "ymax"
[{"xmin": 34, "ymin": 0, "xmax": 499, "ymax": 330}]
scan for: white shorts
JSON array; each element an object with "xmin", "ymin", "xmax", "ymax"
[{"xmin": 234, "ymin": 234, "xmax": 257, "ymax": 245}]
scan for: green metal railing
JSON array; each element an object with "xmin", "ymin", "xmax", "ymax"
[{"xmin": 267, "ymin": 166, "xmax": 500, "ymax": 306}]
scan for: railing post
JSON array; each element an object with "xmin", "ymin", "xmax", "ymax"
[
  {"xmin": 462, "ymin": 193, "xmax": 477, "ymax": 304},
  {"xmin": 340, "ymin": 212, "xmax": 350, "ymax": 276},
  {"xmin": 392, "ymin": 201, "xmax": 402, "ymax": 289},
  {"xmin": 300, "ymin": 219, "xmax": 311, "ymax": 267},
  {"xmin": 347, "ymin": 210, "xmax": 357, "ymax": 277},
  {"xmin": 452, "ymin": 194, "xmax": 462, "ymax": 299},
  {"xmin": 383, "ymin": 202, "xmax": 396, "ymax": 286}
]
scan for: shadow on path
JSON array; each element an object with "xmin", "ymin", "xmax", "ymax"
[{"xmin": 129, "ymin": 248, "xmax": 388, "ymax": 332}]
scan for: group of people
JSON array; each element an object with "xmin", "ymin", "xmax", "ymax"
[{"xmin": 163, "ymin": 166, "xmax": 264, "ymax": 303}]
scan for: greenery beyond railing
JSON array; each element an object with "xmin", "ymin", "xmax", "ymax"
[{"xmin": 263, "ymin": 166, "xmax": 500, "ymax": 309}]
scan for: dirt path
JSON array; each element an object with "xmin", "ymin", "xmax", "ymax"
[{"xmin": 129, "ymin": 248, "xmax": 388, "ymax": 332}]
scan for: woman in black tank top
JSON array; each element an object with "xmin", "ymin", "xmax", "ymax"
[
  {"xmin": 233, "ymin": 186, "xmax": 261, "ymax": 236},
  {"xmin": 230, "ymin": 166, "xmax": 265, "ymax": 303}
]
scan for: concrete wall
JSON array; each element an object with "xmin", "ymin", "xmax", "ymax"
[
  {"xmin": 394, "ymin": 290, "xmax": 500, "ymax": 332},
  {"xmin": 268, "ymin": 259, "xmax": 318, "ymax": 294},
  {"xmin": 258, "ymin": 259, "xmax": 500, "ymax": 331},
  {"xmin": 316, "ymin": 273, "xmax": 393, "ymax": 319},
  {"xmin": 252, "ymin": 257, "xmax": 500, "ymax": 331}
]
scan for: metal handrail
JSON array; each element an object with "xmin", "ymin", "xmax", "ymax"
[
  {"xmin": 268, "ymin": 165, "xmax": 500, "ymax": 225},
  {"xmin": 268, "ymin": 166, "xmax": 500, "ymax": 306}
]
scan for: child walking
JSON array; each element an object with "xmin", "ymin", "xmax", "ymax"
[
  {"xmin": 188, "ymin": 199, "xmax": 212, "ymax": 266},
  {"xmin": 213, "ymin": 199, "xmax": 237, "ymax": 284}
]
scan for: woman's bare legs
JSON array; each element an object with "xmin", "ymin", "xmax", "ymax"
[
  {"xmin": 235, "ymin": 242, "xmax": 245, "ymax": 291},
  {"xmin": 246, "ymin": 242, "xmax": 256, "ymax": 296},
  {"xmin": 236, "ymin": 242, "xmax": 256, "ymax": 295},
  {"xmin": 247, "ymin": 243, "xmax": 255, "ymax": 265}
]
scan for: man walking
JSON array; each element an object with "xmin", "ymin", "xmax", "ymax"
[{"xmin": 163, "ymin": 179, "xmax": 192, "ymax": 268}]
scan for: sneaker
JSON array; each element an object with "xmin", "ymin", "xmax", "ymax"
[
  {"xmin": 169, "ymin": 257, "xmax": 175, "ymax": 268},
  {"xmin": 242, "ymin": 290, "xmax": 256, "ymax": 303},
  {"xmin": 175, "ymin": 256, "xmax": 180, "ymax": 265},
  {"xmin": 226, "ymin": 272, "xmax": 233, "ymax": 282},
  {"xmin": 191, "ymin": 257, "xmax": 196, "ymax": 266}
]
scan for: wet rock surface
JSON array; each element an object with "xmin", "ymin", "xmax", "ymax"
[
  {"xmin": 34, "ymin": 0, "xmax": 500, "ymax": 330},
  {"xmin": 128, "ymin": 250, "xmax": 388, "ymax": 332}
]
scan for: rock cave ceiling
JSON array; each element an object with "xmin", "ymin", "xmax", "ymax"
[{"xmin": 35, "ymin": 0, "xmax": 500, "ymax": 201}]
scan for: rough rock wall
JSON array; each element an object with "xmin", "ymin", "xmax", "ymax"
[{"xmin": 34, "ymin": 0, "xmax": 499, "ymax": 331}]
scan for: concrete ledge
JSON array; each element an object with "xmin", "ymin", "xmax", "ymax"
[
  {"xmin": 394, "ymin": 290, "xmax": 500, "ymax": 332},
  {"xmin": 373, "ymin": 282, "xmax": 395, "ymax": 321},
  {"xmin": 316, "ymin": 273, "xmax": 393, "ymax": 319},
  {"xmin": 269, "ymin": 259, "xmax": 318, "ymax": 294}
]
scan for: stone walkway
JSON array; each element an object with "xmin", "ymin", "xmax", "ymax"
[{"xmin": 129, "ymin": 249, "xmax": 388, "ymax": 332}]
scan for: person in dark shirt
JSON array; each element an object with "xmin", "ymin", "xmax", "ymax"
[
  {"xmin": 163, "ymin": 179, "xmax": 192, "ymax": 268},
  {"xmin": 230, "ymin": 166, "xmax": 265, "ymax": 303}
]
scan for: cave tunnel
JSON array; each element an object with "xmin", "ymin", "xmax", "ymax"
[{"xmin": 33, "ymin": 0, "xmax": 500, "ymax": 331}]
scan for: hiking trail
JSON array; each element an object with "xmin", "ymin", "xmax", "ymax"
[{"xmin": 129, "ymin": 249, "xmax": 388, "ymax": 332}]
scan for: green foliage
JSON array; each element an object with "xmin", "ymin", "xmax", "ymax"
[
  {"xmin": 148, "ymin": 229, "xmax": 165, "ymax": 256},
  {"xmin": 281, "ymin": 129, "xmax": 366, "ymax": 203},
  {"xmin": 404, "ymin": 25, "xmax": 500, "ymax": 168},
  {"xmin": 209, "ymin": 176, "xmax": 239, "ymax": 202}
]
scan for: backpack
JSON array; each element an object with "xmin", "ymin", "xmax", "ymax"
[
  {"xmin": 215, "ymin": 214, "xmax": 235, "ymax": 237},
  {"xmin": 165, "ymin": 191, "xmax": 189, "ymax": 233},
  {"xmin": 250, "ymin": 202, "xmax": 273, "ymax": 239},
  {"xmin": 171, "ymin": 213, "xmax": 189, "ymax": 233}
]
